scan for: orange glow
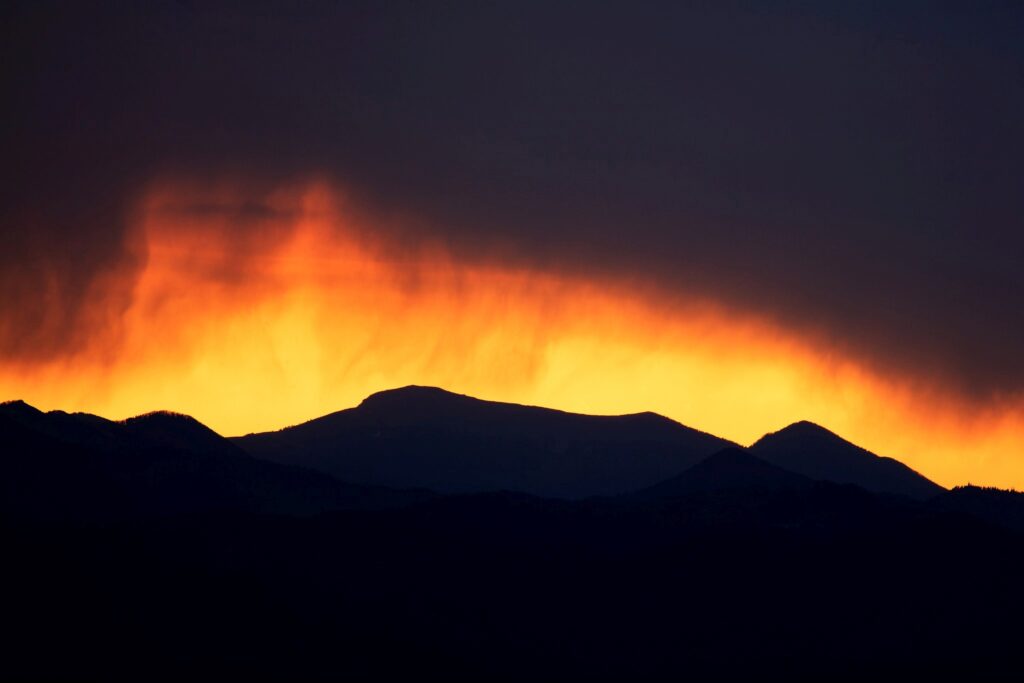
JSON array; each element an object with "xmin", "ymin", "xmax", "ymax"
[{"xmin": 2, "ymin": 180, "xmax": 1024, "ymax": 489}]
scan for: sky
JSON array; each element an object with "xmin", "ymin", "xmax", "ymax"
[{"xmin": 3, "ymin": 1, "xmax": 1024, "ymax": 488}]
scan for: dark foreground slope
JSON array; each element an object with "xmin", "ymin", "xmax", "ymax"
[
  {"xmin": 234, "ymin": 386, "xmax": 734, "ymax": 498},
  {"xmin": 932, "ymin": 485, "xmax": 1024, "ymax": 532},
  {"xmin": 5, "ymin": 481, "xmax": 1023, "ymax": 682}
]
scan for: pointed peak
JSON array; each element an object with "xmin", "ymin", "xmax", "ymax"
[
  {"xmin": 755, "ymin": 420, "xmax": 847, "ymax": 446},
  {"xmin": 779, "ymin": 420, "xmax": 833, "ymax": 435},
  {"xmin": 751, "ymin": 419, "xmax": 944, "ymax": 500}
]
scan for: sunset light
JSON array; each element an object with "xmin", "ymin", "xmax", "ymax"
[{"xmin": 3, "ymin": 181, "xmax": 1022, "ymax": 489}]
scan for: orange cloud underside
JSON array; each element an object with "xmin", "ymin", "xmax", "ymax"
[{"xmin": 3, "ymin": 182, "xmax": 1023, "ymax": 489}]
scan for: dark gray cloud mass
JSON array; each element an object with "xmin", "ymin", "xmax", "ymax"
[{"xmin": 2, "ymin": 1, "xmax": 1023, "ymax": 397}]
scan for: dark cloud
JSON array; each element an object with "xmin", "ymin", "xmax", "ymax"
[{"xmin": 3, "ymin": 0, "xmax": 1024, "ymax": 397}]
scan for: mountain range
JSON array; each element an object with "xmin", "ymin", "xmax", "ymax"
[
  {"xmin": 234, "ymin": 385, "xmax": 943, "ymax": 500},
  {"xmin": 0, "ymin": 398, "xmax": 429, "ymax": 523},
  {"xmin": 3, "ymin": 386, "xmax": 1024, "ymax": 681}
]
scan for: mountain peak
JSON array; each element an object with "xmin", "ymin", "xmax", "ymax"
[
  {"xmin": 763, "ymin": 420, "xmax": 842, "ymax": 442},
  {"xmin": 358, "ymin": 387, "xmax": 687, "ymax": 429},
  {"xmin": 237, "ymin": 386, "xmax": 735, "ymax": 499},
  {"xmin": 359, "ymin": 385, "xmax": 471, "ymax": 408},
  {"xmin": 356, "ymin": 385, "xmax": 495, "ymax": 423},
  {"xmin": 751, "ymin": 422, "xmax": 943, "ymax": 500},
  {"xmin": 123, "ymin": 410, "xmax": 210, "ymax": 429}
]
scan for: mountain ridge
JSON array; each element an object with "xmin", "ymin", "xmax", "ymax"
[
  {"xmin": 751, "ymin": 420, "xmax": 943, "ymax": 500},
  {"xmin": 4, "ymin": 388, "xmax": 946, "ymax": 500},
  {"xmin": 233, "ymin": 385, "xmax": 737, "ymax": 498},
  {"xmin": 0, "ymin": 399, "xmax": 431, "ymax": 521},
  {"xmin": 5, "ymin": 391, "xmax": 1024, "ymax": 681},
  {"xmin": 234, "ymin": 386, "xmax": 945, "ymax": 499}
]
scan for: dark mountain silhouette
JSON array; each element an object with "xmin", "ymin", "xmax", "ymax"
[
  {"xmin": 1, "ymin": 399, "xmax": 130, "ymax": 451},
  {"xmin": 0, "ymin": 400, "xmax": 429, "ymax": 522},
  {"xmin": 1, "ymin": 410, "xmax": 137, "ymax": 523},
  {"xmin": 234, "ymin": 386, "xmax": 735, "ymax": 498},
  {"xmin": 750, "ymin": 420, "xmax": 944, "ymax": 500},
  {"xmin": 630, "ymin": 446, "xmax": 813, "ymax": 500},
  {"xmin": 6, "ymin": 391, "xmax": 1024, "ymax": 680}
]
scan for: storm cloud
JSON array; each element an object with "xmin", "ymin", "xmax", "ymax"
[{"xmin": 3, "ymin": 0, "xmax": 1024, "ymax": 398}]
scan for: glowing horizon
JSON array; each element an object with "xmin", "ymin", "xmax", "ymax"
[{"xmin": 3, "ymin": 181, "xmax": 1023, "ymax": 490}]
